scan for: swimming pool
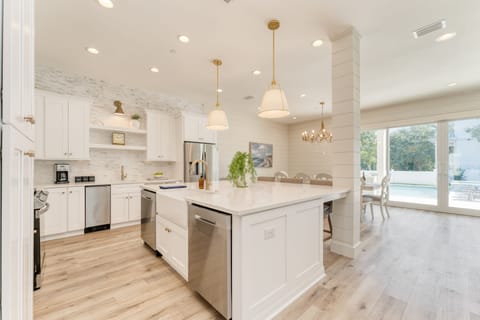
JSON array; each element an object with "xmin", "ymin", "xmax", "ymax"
[{"xmin": 389, "ymin": 183, "xmax": 437, "ymax": 205}]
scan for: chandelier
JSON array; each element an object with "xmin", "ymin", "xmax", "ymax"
[{"xmin": 301, "ymin": 102, "xmax": 333, "ymax": 143}]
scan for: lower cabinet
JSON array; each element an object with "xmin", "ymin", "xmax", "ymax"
[
  {"xmin": 156, "ymin": 215, "xmax": 188, "ymax": 280},
  {"xmin": 111, "ymin": 184, "xmax": 141, "ymax": 226},
  {"xmin": 41, "ymin": 186, "xmax": 85, "ymax": 238}
]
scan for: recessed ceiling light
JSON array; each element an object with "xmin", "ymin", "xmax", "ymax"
[
  {"xmin": 252, "ymin": 70, "xmax": 261, "ymax": 75},
  {"xmin": 435, "ymin": 32, "xmax": 456, "ymax": 42},
  {"xmin": 177, "ymin": 35, "xmax": 190, "ymax": 43},
  {"xmin": 312, "ymin": 40, "xmax": 323, "ymax": 47},
  {"xmin": 447, "ymin": 82, "xmax": 457, "ymax": 87},
  {"xmin": 86, "ymin": 47, "xmax": 99, "ymax": 55},
  {"xmin": 150, "ymin": 67, "xmax": 159, "ymax": 73},
  {"xmin": 300, "ymin": 93, "xmax": 306, "ymax": 98},
  {"xmin": 217, "ymin": 88, "xmax": 223, "ymax": 93},
  {"xmin": 97, "ymin": 0, "xmax": 114, "ymax": 8},
  {"xmin": 292, "ymin": 116, "xmax": 297, "ymax": 120}
]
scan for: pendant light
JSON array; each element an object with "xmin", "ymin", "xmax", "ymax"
[
  {"xmin": 113, "ymin": 100, "xmax": 125, "ymax": 115},
  {"xmin": 301, "ymin": 102, "xmax": 333, "ymax": 143},
  {"xmin": 258, "ymin": 19, "xmax": 289, "ymax": 118},
  {"xmin": 206, "ymin": 59, "xmax": 229, "ymax": 130}
]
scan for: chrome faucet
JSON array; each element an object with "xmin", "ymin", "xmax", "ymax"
[
  {"xmin": 121, "ymin": 165, "xmax": 127, "ymax": 181},
  {"xmin": 190, "ymin": 159, "xmax": 210, "ymax": 190}
]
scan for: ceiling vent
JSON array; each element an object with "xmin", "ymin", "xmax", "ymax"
[{"xmin": 413, "ymin": 19, "xmax": 446, "ymax": 38}]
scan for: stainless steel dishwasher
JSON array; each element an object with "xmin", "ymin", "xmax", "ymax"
[
  {"xmin": 141, "ymin": 189, "xmax": 156, "ymax": 251},
  {"xmin": 85, "ymin": 185, "xmax": 111, "ymax": 233},
  {"xmin": 188, "ymin": 203, "xmax": 231, "ymax": 319}
]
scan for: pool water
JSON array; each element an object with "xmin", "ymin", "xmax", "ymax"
[{"xmin": 389, "ymin": 183, "xmax": 437, "ymax": 205}]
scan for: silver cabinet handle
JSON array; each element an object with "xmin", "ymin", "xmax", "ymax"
[
  {"xmin": 24, "ymin": 115, "xmax": 35, "ymax": 124},
  {"xmin": 194, "ymin": 214, "xmax": 216, "ymax": 226}
]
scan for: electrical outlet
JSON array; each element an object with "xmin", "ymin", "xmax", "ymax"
[{"xmin": 264, "ymin": 228, "xmax": 275, "ymax": 240}]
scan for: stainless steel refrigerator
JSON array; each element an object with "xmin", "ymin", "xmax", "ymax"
[{"xmin": 184, "ymin": 142, "xmax": 219, "ymax": 183}]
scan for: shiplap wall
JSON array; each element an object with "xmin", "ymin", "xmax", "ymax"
[
  {"xmin": 287, "ymin": 118, "xmax": 333, "ymax": 177},
  {"xmin": 217, "ymin": 101, "xmax": 289, "ymax": 179}
]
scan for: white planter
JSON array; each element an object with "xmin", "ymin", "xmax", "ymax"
[{"xmin": 130, "ymin": 119, "xmax": 140, "ymax": 129}]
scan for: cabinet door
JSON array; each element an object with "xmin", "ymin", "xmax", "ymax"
[
  {"xmin": 67, "ymin": 187, "xmax": 85, "ymax": 231},
  {"xmin": 128, "ymin": 192, "xmax": 141, "ymax": 222},
  {"xmin": 35, "ymin": 94, "xmax": 46, "ymax": 159},
  {"xmin": 1, "ymin": 125, "xmax": 35, "ymax": 320},
  {"xmin": 111, "ymin": 192, "xmax": 129, "ymax": 224},
  {"xmin": 21, "ymin": 0, "xmax": 35, "ymax": 142},
  {"xmin": 41, "ymin": 188, "xmax": 68, "ymax": 236},
  {"xmin": 158, "ymin": 114, "xmax": 176, "ymax": 161},
  {"xmin": 169, "ymin": 224, "xmax": 188, "ymax": 280},
  {"xmin": 44, "ymin": 95, "xmax": 68, "ymax": 159},
  {"xmin": 68, "ymin": 99, "xmax": 90, "ymax": 160},
  {"xmin": 156, "ymin": 216, "xmax": 170, "ymax": 257},
  {"xmin": 183, "ymin": 114, "xmax": 199, "ymax": 142},
  {"xmin": 146, "ymin": 111, "xmax": 161, "ymax": 160}
]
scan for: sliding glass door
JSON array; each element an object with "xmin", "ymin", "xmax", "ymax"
[
  {"xmin": 388, "ymin": 124, "xmax": 438, "ymax": 206},
  {"xmin": 448, "ymin": 118, "xmax": 480, "ymax": 211}
]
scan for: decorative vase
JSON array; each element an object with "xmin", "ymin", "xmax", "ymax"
[
  {"xmin": 130, "ymin": 119, "xmax": 140, "ymax": 129},
  {"xmin": 233, "ymin": 176, "xmax": 248, "ymax": 188}
]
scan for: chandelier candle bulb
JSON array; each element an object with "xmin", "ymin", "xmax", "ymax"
[{"xmin": 301, "ymin": 102, "xmax": 333, "ymax": 143}]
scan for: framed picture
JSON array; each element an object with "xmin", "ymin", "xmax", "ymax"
[
  {"xmin": 112, "ymin": 132, "xmax": 125, "ymax": 145},
  {"xmin": 249, "ymin": 142, "xmax": 273, "ymax": 168}
]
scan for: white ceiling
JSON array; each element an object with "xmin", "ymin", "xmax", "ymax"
[{"xmin": 36, "ymin": 0, "xmax": 480, "ymax": 123}]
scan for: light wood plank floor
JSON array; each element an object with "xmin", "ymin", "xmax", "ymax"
[{"xmin": 35, "ymin": 207, "xmax": 480, "ymax": 320}]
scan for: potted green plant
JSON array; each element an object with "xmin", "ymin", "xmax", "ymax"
[
  {"xmin": 130, "ymin": 113, "xmax": 141, "ymax": 129},
  {"xmin": 227, "ymin": 151, "xmax": 257, "ymax": 188}
]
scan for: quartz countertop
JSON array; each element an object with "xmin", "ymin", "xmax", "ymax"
[
  {"xmin": 36, "ymin": 178, "xmax": 181, "ymax": 189},
  {"xmin": 142, "ymin": 181, "xmax": 350, "ymax": 216}
]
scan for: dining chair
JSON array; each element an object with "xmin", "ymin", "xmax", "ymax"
[
  {"xmin": 274, "ymin": 171, "xmax": 289, "ymax": 181},
  {"xmin": 363, "ymin": 173, "xmax": 391, "ymax": 219},
  {"xmin": 294, "ymin": 172, "xmax": 311, "ymax": 183},
  {"xmin": 279, "ymin": 177, "xmax": 303, "ymax": 184},
  {"xmin": 309, "ymin": 178, "xmax": 334, "ymax": 240},
  {"xmin": 257, "ymin": 176, "xmax": 275, "ymax": 182}
]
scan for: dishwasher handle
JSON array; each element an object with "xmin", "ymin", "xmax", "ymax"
[
  {"xmin": 194, "ymin": 214, "xmax": 217, "ymax": 227},
  {"xmin": 142, "ymin": 195, "xmax": 153, "ymax": 201}
]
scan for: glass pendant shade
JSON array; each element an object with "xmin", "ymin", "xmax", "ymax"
[
  {"xmin": 206, "ymin": 108, "xmax": 229, "ymax": 130},
  {"xmin": 258, "ymin": 86, "xmax": 289, "ymax": 118}
]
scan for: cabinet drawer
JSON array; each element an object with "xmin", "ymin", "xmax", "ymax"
[
  {"xmin": 156, "ymin": 193, "xmax": 188, "ymax": 228},
  {"xmin": 111, "ymin": 184, "xmax": 141, "ymax": 194}
]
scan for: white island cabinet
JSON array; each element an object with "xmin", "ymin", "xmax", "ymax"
[{"xmin": 145, "ymin": 181, "xmax": 349, "ymax": 320}]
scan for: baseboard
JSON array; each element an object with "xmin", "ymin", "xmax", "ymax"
[
  {"xmin": 330, "ymin": 240, "xmax": 362, "ymax": 259},
  {"xmin": 111, "ymin": 220, "xmax": 140, "ymax": 229}
]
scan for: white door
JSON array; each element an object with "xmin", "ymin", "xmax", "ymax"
[
  {"xmin": 67, "ymin": 99, "xmax": 90, "ymax": 160},
  {"xmin": 183, "ymin": 114, "xmax": 199, "ymax": 142},
  {"xmin": 44, "ymin": 95, "xmax": 68, "ymax": 159},
  {"xmin": 156, "ymin": 217, "xmax": 170, "ymax": 256},
  {"xmin": 169, "ymin": 226, "xmax": 188, "ymax": 279},
  {"xmin": 128, "ymin": 192, "xmax": 141, "ymax": 221},
  {"xmin": 111, "ymin": 192, "xmax": 129, "ymax": 224},
  {"xmin": 35, "ymin": 94, "xmax": 46, "ymax": 159},
  {"xmin": 21, "ymin": 0, "xmax": 35, "ymax": 141},
  {"xmin": 1, "ymin": 125, "xmax": 35, "ymax": 320},
  {"xmin": 67, "ymin": 187, "xmax": 85, "ymax": 231},
  {"xmin": 41, "ymin": 188, "xmax": 68, "ymax": 236}
]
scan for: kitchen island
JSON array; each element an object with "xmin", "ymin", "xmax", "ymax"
[{"xmin": 143, "ymin": 181, "xmax": 349, "ymax": 320}]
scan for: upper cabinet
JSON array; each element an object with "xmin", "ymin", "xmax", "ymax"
[
  {"xmin": 182, "ymin": 113, "xmax": 216, "ymax": 144},
  {"xmin": 146, "ymin": 110, "xmax": 176, "ymax": 161},
  {"xmin": 35, "ymin": 90, "xmax": 90, "ymax": 160},
  {"xmin": 2, "ymin": 0, "xmax": 35, "ymax": 142}
]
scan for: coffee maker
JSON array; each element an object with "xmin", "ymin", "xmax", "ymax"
[{"xmin": 54, "ymin": 163, "xmax": 70, "ymax": 184}]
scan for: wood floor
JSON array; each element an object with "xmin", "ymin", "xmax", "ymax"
[{"xmin": 35, "ymin": 207, "xmax": 480, "ymax": 320}]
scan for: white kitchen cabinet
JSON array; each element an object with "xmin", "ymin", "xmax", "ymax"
[
  {"xmin": 35, "ymin": 90, "xmax": 90, "ymax": 160},
  {"xmin": 67, "ymin": 187, "xmax": 85, "ymax": 232},
  {"xmin": 1, "ymin": 126, "xmax": 35, "ymax": 320},
  {"xmin": 146, "ymin": 110, "xmax": 176, "ymax": 161},
  {"xmin": 41, "ymin": 188, "xmax": 68, "ymax": 236},
  {"xmin": 2, "ymin": 0, "xmax": 35, "ymax": 142},
  {"xmin": 41, "ymin": 186, "xmax": 86, "ymax": 237},
  {"xmin": 182, "ymin": 112, "xmax": 216, "ymax": 144},
  {"xmin": 156, "ymin": 216, "xmax": 188, "ymax": 280},
  {"xmin": 111, "ymin": 184, "xmax": 141, "ymax": 225}
]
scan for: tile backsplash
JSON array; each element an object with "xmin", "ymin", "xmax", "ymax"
[{"xmin": 34, "ymin": 65, "xmax": 202, "ymax": 185}]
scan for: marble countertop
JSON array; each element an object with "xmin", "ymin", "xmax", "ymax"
[
  {"xmin": 142, "ymin": 181, "xmax": 350, "ymax": 216},
  {"xmin": 36, "ymin": 178, "xmax": 181, "ymax": 189}
]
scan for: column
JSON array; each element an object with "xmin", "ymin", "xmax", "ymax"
[{"xmin": 331, "ymin": 28, "xmax": 361, "ymax": 258}]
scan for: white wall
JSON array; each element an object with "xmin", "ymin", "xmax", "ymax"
[
  {"xmin": 217, "ymin": 102, "xmax": 289, "ymax": 179},
  {"xmin": 287, "ymin": 118, "xmax": 333, "ymax": 177}
]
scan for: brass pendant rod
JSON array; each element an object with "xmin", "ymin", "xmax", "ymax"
[
  {"xmin": 216, "ymin": 63, "xmax": 220, "ymax": 107},
  {"xmin": 272, "ymin": 29, "xmax": 276, "ymax": 86}
]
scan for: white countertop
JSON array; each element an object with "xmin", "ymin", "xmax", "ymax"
[
  {"xmin": 36, "ymin": 178, "xmax": 181, "ymax": 189},
  {"xmin": 143, "ymin": 181, "xmax": 350, "ymax": 216}
]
